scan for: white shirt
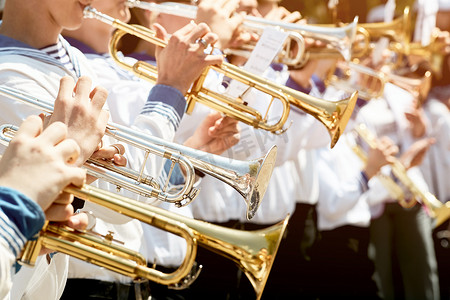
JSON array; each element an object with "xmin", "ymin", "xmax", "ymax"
[{"xmin": 420, "ymin": 96, "xmax": 450, "ymax": 203}]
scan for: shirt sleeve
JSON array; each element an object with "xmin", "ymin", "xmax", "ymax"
[{"xmin": 0, "ymin": 187, "xmax": 45, "ymax": 299}]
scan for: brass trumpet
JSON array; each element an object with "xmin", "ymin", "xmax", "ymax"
[
  {"xmin": 0, "ymin": 86, "xmax": 277, "ymax": 220},
  {"xmin": 84, "ymin": 6, "xmax": 358, "ymax": 148},
  {"xmin": 354, "ymin": 6, "xmax": 412, "ymax": 59},
  {"xmin": 14, "ymin": 182, "xmax": 289, "ymax": 300},
  {"xmin": 125, "ymin": 0, "xmax": 307, "ymax": 68},
  {"xmin": 401, "ymin": 29, "xmax": 447, "ymax": 79},
  {"xmin": 351, "ymin": 123, "xmax": 450, "ymax": 227}
]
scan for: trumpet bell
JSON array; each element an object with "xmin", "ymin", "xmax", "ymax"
[
  {"xmin": 241, "ymin": 145, "xmax": 278, "ymax": 220},
  {"xmin": 244, "ymin": 216, "xmax": 289, "ymax": 300}
]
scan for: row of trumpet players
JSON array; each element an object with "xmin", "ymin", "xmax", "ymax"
[{"xmin": 0, "ymin": 0, "xmax": 449, "ymax": 300}]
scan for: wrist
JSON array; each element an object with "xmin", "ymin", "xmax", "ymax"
[
  {"xmin": 156, "ymin": 79, "xmax": 187, "ymax": 96},
  {"xmin": 363, "ymin": 166, "xmax": 378, "ymax": 179}
]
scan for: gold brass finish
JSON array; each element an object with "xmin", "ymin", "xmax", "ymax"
[
  {"xmin": 84, "ymin": 6, "xmax": 358, "ymax": 148},
  {"xmin": 17, "ymin": 183, "xmax": 289, "ymax": 300}
]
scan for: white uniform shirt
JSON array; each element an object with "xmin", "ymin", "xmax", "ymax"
[{"xmin": 420, "ymin": 95, "xmax": 450, "ymax": 203}]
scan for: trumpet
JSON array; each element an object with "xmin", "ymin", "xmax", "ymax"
[
  {"xmin": 401, "ymin": 29, "xmax": 447, "ymax": 79},
  {"xmin": 84, "ymin": 6, "xmax": 358, "ymax": 148},
  {"xmin": 11, "ymin": 180, "xmax": 289, "ymax": 299},
  {"xmin": 350, "ymin": 123, "xmax": 450, "ymax": 227},
  {"xmin": 125, "ymin": 0, "xmax": 306, "ymax": 67},
  {"xmin": 0, "ymin": 86, "xmax": 277, "ymax": 220},
  {"xmin": 354, "ymin": 7, "xmax": 412, "ymax": 61},
  {"xmin": 125, "ymin": 0, "xmax": 358, "ymax": 67}
]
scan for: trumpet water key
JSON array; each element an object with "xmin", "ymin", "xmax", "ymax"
[
  {"xmin": 84, "ymin": 6, "xmax": 358, "ymax": 148},
  {"xmin": 0, "ymin": 86, "xmax": 277, "ymax": 220}
]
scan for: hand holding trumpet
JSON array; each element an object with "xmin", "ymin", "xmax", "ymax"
[
  {"xmin": 46, "ymin": 76, "xmax": 110, "ymax": 166},
  {"xmin": 154, "ymin": 21, "xmax": 224, "ymax": 95},
  {"xmin": 0, "ymin": 116, "xmax": 85, "ymax": 221}
]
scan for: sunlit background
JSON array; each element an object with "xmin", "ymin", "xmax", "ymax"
[{"xmin": 279, "ymin": 0, "xmax": 416, "ymax": 24}]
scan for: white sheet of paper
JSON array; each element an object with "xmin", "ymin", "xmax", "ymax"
[{"xmin": 225, "ymin": 27, "xmax": 289, "ymax": 98}]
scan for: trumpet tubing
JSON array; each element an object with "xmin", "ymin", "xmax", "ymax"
[
  {"xmin": 327, "ymin": 60, "xmax": 433, "ymax": 103},
  {"xmin": 0, "ymin": 86, "xmax": 277, "ymax": 220},
  {"xmin": 19, "ymin": 183, "xmax": 289, "ymax": 300},
  {"xmin": 84, "ymin": 6, "xmax": 358, "ymax": 148}
]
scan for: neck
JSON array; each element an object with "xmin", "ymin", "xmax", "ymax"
[
  {"xmin": 0, "ymin": 1, "xmax": 60, "ymax": 48},
  {"xmin": 63, "ymin": 19, "xmax": 113, "ymax": 54},
  {"xmin": 288, "ymin": 60, "xmax": 319, "ymax": 89}
]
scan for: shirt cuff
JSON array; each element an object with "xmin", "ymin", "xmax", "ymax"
[
  {"xmin": 141, "ymin": 84, "xmax": 187, "ymax": 129},
  {"xmin": 0, "ymin": 187, "xmax": 45, "ymax": 256},
  {"xmin": 359, "ymin": 171, "xmax": 370, "ymax": 193}
]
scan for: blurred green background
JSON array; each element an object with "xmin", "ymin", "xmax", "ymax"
[{"xmin": 279, "ymin": 0, "xmax": 417, "ymax": 23}]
